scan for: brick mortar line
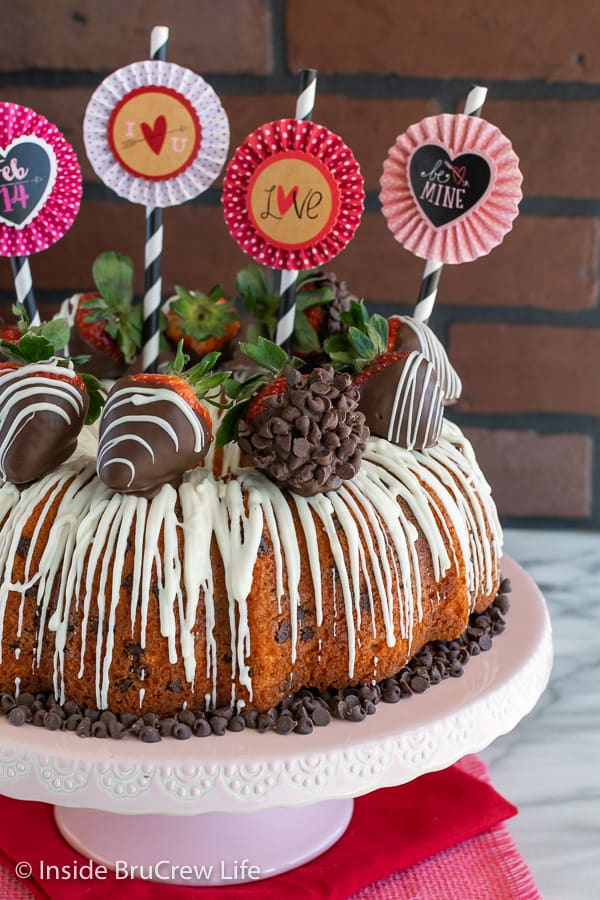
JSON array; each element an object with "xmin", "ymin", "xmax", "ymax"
[
  {"xmin": 5, "ymin": 71, "xmax": 600, "ymax": 99},
  {"xmin": 268, "ymin": 0, "xmax": 288, "ymax": 78},
  {"xmin": 82, "ymin": 183, "xmax": 600, "ymax": 221}
]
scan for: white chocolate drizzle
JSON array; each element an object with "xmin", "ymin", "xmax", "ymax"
[
  {"xmin": 387, "ymin": 350, "xmax": 444, "ymax": 448},
  {"xmin": 399, "ymin": 316, "xmax": 462, "ymax": 403},
  {"xmin": 0, "ymin": 419, "xmax": 501, "ymax": 709}
]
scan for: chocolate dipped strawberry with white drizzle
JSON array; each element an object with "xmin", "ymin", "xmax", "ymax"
[
  {"xmin": 387, "ymin": 314, "xmax": 462, "ymax": 404},
  {"xmin": 325, "ymin": 305, "xmax": 444, "ymax": 450},
  {"xmin": 0, "ymin": 320, "xmax": 104, "ymax": 484},
  {"xmin": 97, "ymin": 345, "xmax": 229, "ymax": 498}
]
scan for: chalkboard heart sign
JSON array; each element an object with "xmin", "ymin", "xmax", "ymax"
[
  {"xmin": 0, "ymin": 136, "xmax": 57, "ymax": 229},
  {"xmin": 408, "ymin": 144, "xmax": 493, "ymax": 230},
  {"xmin": 380, "ymin": 113, "xmax": 523, "ymax": 264},
  {"xmin": 0, "ymin": 102, "xmax": 82, "ymax": 258}
]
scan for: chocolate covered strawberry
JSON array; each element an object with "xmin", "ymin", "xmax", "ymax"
[
  {"xmin": 219, "ymin": 338, "xmax": 368, "ymax": 497},
  {"xmin": 165, "ymin": 284, "xmax": 240, "ymax": 363},
  {"xmin": 62, "ymin": 252, "xmax": 142, "ymax": 379},
  {"xmin": 0, "ymin": 325, "xmax": 104, "ymax": 484},
  {"xmin": 386, "ymin": 314, "xmax": 462, "ymax": 404},
  {"xmin": 97, "ymin": 345, "xmax": 229, "ymax": 498},
  {"xmin": 325, "ymin": 306, "xmax": 444, "ymax": 450}
]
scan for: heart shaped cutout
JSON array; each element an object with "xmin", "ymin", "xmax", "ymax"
[
  {"xmin": 276, "ymin": 185, "xmax": 298, "ymax": 216},
  {"xmin": 0, "ymin": 137, "xmax": 57, "ymax": 229},
  {"xmin": 408, "ymin": 144, "xmax": 493, "ymax": 230},
  {"xmin": 141, "ymin": 115, "xmax": 167, "ymax": 156}
]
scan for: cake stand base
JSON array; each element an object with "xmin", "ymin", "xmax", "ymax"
[{"xmin": 54, "ymin": 799, "xmax": 354, "ymax": 885}]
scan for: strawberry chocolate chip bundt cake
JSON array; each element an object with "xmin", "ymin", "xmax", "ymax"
[{"xmin": 0, "ymin": 288, "xmax": 502, "ymax": 726}]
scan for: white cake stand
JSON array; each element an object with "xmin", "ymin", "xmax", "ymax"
[{"xmin": 0, "ymin": 557, "xmax": 552, "ymax": 886}]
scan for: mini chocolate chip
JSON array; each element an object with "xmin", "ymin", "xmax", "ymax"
[
  {"xmin": 100, "ymin": 710, "xmax": 117, "ymax": 723},
  {"xmin": 0, "ymin": 694, "xmax": 15, "ymax": 712},
  {"xmin": 17, "ymin": 693, "xmax": 35, "ymax": 708},
  {"xmin": 311, "ymin": 706, "xmax": 331, "ymax": 727},
  {"xmin": 140, "ymin": 726, "xmax": 161, "ymax": 743},
  {"xmin": 469, "ymin": 641, "xmax": 481, "ymax": 656},
  {"xmin": 241, "ymin": 709, "xmax": 259, "ymax": 729},
  {"xmin": 492, "ymin": 621, "xmax": 506, "ymax": 635},
  {"xmin": 478, "ymin": 634, "xmax": 493, "ymax": 651},
  {"xmin": 91, "ymin": 721, "xmax": 108, "ymax": 738},
  {"xmin": 301, "ymin": 626, "xmax": 315, "ymax": 642},
  {"xmin": 173, "ymin": 723, "xmax": 193, "ymax": 740},
  {"xmin": 45, "ymin": 711, "xmax": 63, "ymax": 731},
  {"xmin": 119, "ymin": 713, "xmax": 138, "ymax": 729},
  {"xmin": 178, "ymin": 710, "xmax": 196, "ymax": 727},
  {"xmin": 210, "ymin": 716, "xmax": 228, "ymax": 736},
  {"xmin": 76, "ymin": 718, "xmax": 91, "ymax": 737},
  {"xmin": 295, "ymin": 717, "xmax": 313, "ymax": 735},
  {"xmin": 382, "ymin": 684, "xmax": 402, "ymax": 703},
  {"xmin": 166, "ymin": 678, "xmax": 182, "ymax": 693},
  {"xmin": 63, "ymin": 701, "xmax": 81, "ymax": 717},
  {"xmin": 346, "ymin": 705, "xmax": 366, "ymax": 723},
  {"xmin": 66, "ymin": 713, "xmax": 83, "ymax": 731},
  {"xmin": 499, "ymin": 577, "xmax": 512, "ymax": 594},
  {"xmin": 410, "ymin": 674, "xmax": 430, "ymax": 693},
  {"xmin": 274, "ymin": 715, "xmax": 295, "ymax": 735},
  {"xmin": 449, "ymin": 661, "xmax": 464, "ymax": 678},
  {"xmin": 84, "ymin": 708, "xmax": 100, "ymax": 722},
  {"xmin": 495, "ymin": 594, "xmax": 510, "ymax": 614},
  {"xmin": 108, "ymin": 721, "xmax": 126, "ymax": 739},
  {"xmin": 159, "ymin": 717, "xmax": 177, "ymax": 737},
  {"xmin": 257, "ymin": 714, "xmax": 275, "ymax": 733},
  {"xmin": 193, "ymin": 718, "xmax": 212, "ymax": 737},
  {"xmin": 275, "ymin": 622, "xmax": 290, "ymax": 643},
  {"xmin": 32, "ymin": 709, "xmax": 47, "ymax": 727},
  {"xmin": 227, "ymin": 715, "xmax": 245, "ymax": 732}
]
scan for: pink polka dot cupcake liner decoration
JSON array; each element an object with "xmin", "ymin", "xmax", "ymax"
[
  {"xmin": 0, "ymin": 102, "xmax": 82, "ymax": 257},
  {"xmin": 83, "ymin": 60, "xmax": 229, "ymax": 208},
  {"xmin": 380, "ymin": 113, "xmax": 523, "ymax": 265},
  {"xmin": 221, "ymin": 118, "xmax": 365, "ymax": 270}
]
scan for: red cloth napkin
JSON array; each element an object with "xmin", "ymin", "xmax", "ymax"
[{"xmin": 0, "ymin": 760, "xmax": 516, "ymax": 900}]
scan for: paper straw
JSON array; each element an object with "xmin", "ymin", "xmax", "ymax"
[
  {"xmin": 141, "ymin": 25, "xmax": 169, "ymax": 373},
  {"xmin": 413, "ymin": 85, "xmax": 488, "ymax": 324},
  {"xmin": 274, "ymin": 68, "xmax": 317, "ymax": 350},
  {"xmin": 10, "ymin": 256, "xmax": 40, "ymax": 326}
]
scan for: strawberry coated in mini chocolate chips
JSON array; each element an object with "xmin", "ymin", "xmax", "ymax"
[
  {"xmin": 387, "ymin": 314, "xmax": 462, "ymax": 404},
  {"xmin": 325, "ymin": 303, "xmax": 444, "ymax": 450},
  {"xmin": 0, "ymin": 318, "xmax": 104, "ymax": 484},
  {"xmin": 220, "ymin": 338, "xmax": 369, "ymax": 497},
  {"xmin": 97, "ymin": 345, "xmax": 229, "ymax": 499}
]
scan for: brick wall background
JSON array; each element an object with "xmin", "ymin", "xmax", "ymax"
[{"xmin": 2, "ymin": 0, "xmax": 600, "ymax": 528}]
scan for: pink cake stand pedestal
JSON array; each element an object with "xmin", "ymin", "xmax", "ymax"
[{"xmin": 0, "ymin": 557, "xmax": 552, "ymax": 886}]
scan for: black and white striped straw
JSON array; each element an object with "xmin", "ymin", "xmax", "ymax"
[
  {"xmin": 141, "ymin": 25, "xmax": 169, "ymax": 373},
  {"xmin": 274, "ymin": 68, "xmax": 317, "ymax": 351},
  {"xmin": 10, "ymin": 256, "xmax": 40, "ymax": 326},
  {"xmin": 413, "ymin": 84, "xmax": 488, "ymax": 325}
]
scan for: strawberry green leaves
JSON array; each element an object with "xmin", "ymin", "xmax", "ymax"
[{"xmin": 324, "ymin": 301, "xmax": 388, "ymax": 373}]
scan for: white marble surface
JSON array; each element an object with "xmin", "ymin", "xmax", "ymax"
[{"xmin": 482, "ymin": 528, "xmax": 600, "ymax": 900}]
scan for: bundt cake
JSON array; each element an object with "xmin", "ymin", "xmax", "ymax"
[{"xmin": 0, "ymin": 412, "xmax": 501, "ymax": 717}]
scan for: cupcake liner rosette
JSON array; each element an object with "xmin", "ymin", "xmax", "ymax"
[
  {"xmin": 0, "ymin": 102, "xmax": 82, "ymax": 257},
  {"xmin": 222, "ymin": 119, "xmax": 364, "ymax": 270},
  {"xmin": 83, "ymin": 60, "xmax": 229, "ymax": 208},
  {"xmin": 380, "ymin": 114, "xmax": 523, "ymax": 265}
]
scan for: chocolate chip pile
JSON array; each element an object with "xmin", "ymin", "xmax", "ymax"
[
  {"xmin": 318, "ymin": 272, "xmax": 357, "ymax": 338},
  {"xmin": 237, "ymin": 366, "xmax": 369, "ymax": 497},
  {"xmin": 1, "ymin": 579, "xmax": 510, "ymax": 742}
]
